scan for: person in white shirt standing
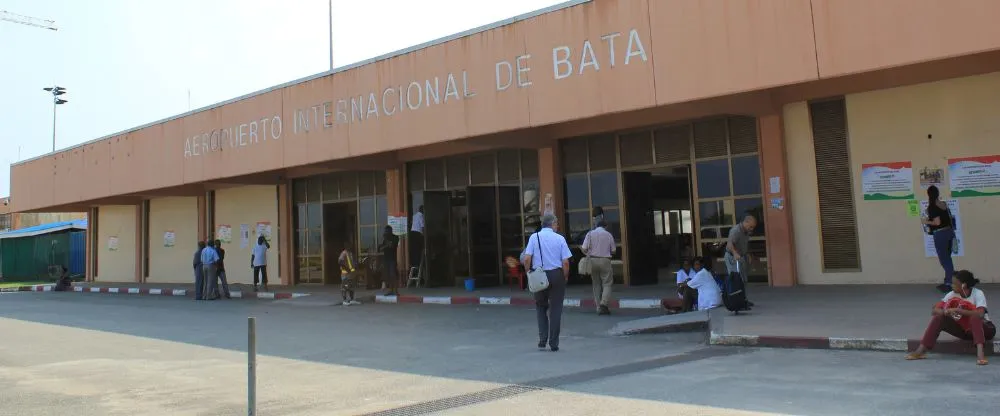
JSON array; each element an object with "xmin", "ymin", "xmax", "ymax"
[
  {"xmin": 523, "ymin": 214, "xmax": 573, "ymax": 352},
  {"xmin": 582, "ymin": 220, "xmax": 615, "ymax": 315},
  {"xmin": 409, "ymin": 205, "xmax": 425, "ymax": 271},
  {"xmin": 250, "ymin": 236, "xmax": 270, "ymax": 292}
]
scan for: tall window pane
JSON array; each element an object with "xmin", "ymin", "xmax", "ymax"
[
  {"xmin": 359, "ymin": 197, "xmax": 375, "ymax": 226},
  {"xmin": 565, "ymin": 174, "xmax": 588, "ymax": 210},
  {"xmin": 590, "ymin": 171, "xmax": 619, "ymax": 207},
  {"xmin": 695, "ymin": 159, "xmax": 731, "ymax": 198},
  {"xmin": 732, "ymin": 156, "xmax": 761, "ymax": 196}
]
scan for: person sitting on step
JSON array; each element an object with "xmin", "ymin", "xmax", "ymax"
[
  {"xmin": 678, "ymin": 257, "xmax": 722, "ymax": 313},
  {"xmin": 906, "ymin": 270, "xmax": 995, "ymax": 365}
]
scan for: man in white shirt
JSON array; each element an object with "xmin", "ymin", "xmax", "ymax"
[
  {"xmin": 523, "ymin": 214, "xmax": 573, "ymax": 352},
  {"xmin": 409, "ymin": 205, "xmax": 425, "ymax": 270},
  {"xmin": 250, "ymin": 236, "xmax": 270, "ymax": 292}
]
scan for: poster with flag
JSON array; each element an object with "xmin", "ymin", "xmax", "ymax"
[
  {"xmin": 949, "ymin": 155, "xmax": 1000, "ymax": 197},
  {"xmin": 861, "ymin": 161, "xmax": 914, "ymax": 200}
]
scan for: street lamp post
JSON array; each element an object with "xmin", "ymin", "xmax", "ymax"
[{"xmin": 43, "ymin": 86, "xmax": 67, "ymax": 152}]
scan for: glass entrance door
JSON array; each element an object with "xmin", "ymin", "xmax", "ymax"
[{"xmin": 468, "ymin": 186, "xmax": 499, "ymax": 286}]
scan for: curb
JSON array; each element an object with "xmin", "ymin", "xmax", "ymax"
[
  {"xmin": 2, "ymin": 284, "xmax": 310, "ymax": 300},
  {"xmin": 372, "ymin": 294, "xmax": 679, "ymax": 310},
  {"xmin": 709, "ymin": 333, "xmax": 1000, "ymax": 355}
]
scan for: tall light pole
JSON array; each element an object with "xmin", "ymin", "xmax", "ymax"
[
  {"xmin": 328, "ymin": 0, "xmax": 333, "ymax": 70},
  {"xmin": 43, "ymin": 86, "xmax": 68, "ymax": 152}
]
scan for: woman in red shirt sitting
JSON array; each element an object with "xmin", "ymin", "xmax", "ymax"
[{"xmin": 906, "ymin": 270, "xmax": 995, "ymax": 365}]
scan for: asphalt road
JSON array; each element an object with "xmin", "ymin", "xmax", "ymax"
[{"xmin": 1, "ymin": 292, "xmax": 997, "ymax": 415}]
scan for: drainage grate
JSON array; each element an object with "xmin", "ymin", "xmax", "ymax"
[{"xmin": 358, "ymin": 385, "xmax": 542, "ymax": 416}]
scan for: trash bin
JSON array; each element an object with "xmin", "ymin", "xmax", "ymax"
[{"xmin": 463, "ymin": 278, "xmax": 475, "ymax": 292}]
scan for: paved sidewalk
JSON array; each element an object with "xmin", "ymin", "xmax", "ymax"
[
  {"xmin": 5, "ymin": 280, "xmax": 686, "ymax": 309},
  {"xmin": 708, "ymin": 284, "xmax": 1000, "ymax": 355}
]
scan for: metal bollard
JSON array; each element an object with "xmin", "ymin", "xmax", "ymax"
[{"xmin": 248, "ymin": 317, "xmax": 257, "ymax": 416}]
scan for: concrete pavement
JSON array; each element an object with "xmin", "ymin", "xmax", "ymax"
[{"xmin": 2, "ymin": 292, "xmax": 999, "ymax": 415}]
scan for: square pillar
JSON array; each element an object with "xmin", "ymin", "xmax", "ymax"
[
  {"xmin": 134, "ymin": 202, "xmax": 144, "ymax": 283},
  {"xmin": 537, "ymin": 147, "xmax": 564, "ymax": 223},
  {"xmin": 386, "ymin": 167, "xmax": 407, "ymax": 277},
  {"xmin": 196, "ymin": 195, "xmax": 208, "ymax": 241},
  {"xmin": 85, "ymin": 207, "xmax": 96, "ymax": 282},
  {"xmin": 758, "ymin": 113, "xmax": 797, "ymax": 287},
  {"xmin": 277, "ymin": 181, "xmax": 294, "ymax": 285}
]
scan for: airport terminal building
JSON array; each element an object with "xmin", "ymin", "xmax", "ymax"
[{"xmin": 10, "ymin": 0, "xmax": 1000, "ymax": 288}]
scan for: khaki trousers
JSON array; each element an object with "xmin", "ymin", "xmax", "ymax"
[{"xmin": 589, "ymin": 257, "xmax": 613, "ymax": 308}]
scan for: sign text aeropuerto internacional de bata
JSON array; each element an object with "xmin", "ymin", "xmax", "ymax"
[{"xmin": 184, "ymin": 29, "xmax": 648, "ymax": 158}]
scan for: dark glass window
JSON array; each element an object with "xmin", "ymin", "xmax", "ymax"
[
  {"xmin": 566, "ymin": 211, "xmax": 591, "ymax": 245},
  {"xmin": 296, "ymin": 230, "xmax": 307, "ymax": 257},
  {"xmin": 500, "ymin": 217, "xmax": 523, "ymax": 248},
  {"xmin": 359, "ymin": 197, "xmax": 375, "ymax": 226},
  {"xmin": 375, "ymin": 195, "xmax": 388, "ymax": 229},
  {"xmin": 499, "ymin": 186, "xmax": 521, "ymax": 216},
  {"xmin": 410, "ymin": 191, "xmax": 424, "ymax": 214},
  {"xmin": 306, "ymin": 203, "xmax": 322, "ymax": 230},
  {"xmin": 695, "ymin": 159, "xmax": 731, "ymax": 198},
  {"xmin": 296, "ymin": 204, "xmax": 307, "ymax": 229},
  {"xmin": 698, "ymin": 201, "xmax": 728, "ymax": 227},
  {"xmin": 306, "ymin": 177, "xmax": 322, "ymax": 202},
  {"xmin": 734, "ymin": 197, "xmax": 765, "ymax": 236},
  {"xmin": 522, "ymin": 180, "xmax": 540, "ymax": 213},
  {"xmin": 602, "ymin": 208, "xmax": 621, "ymax": 241},
  {"xmin": 306, "ymin": 230, "xmax": 322, "ymax": 256},
  {"xmin": 590, "ymin": 171, "xmax": 619, "ymax": 207},
  {"xmin": 565, "ymin": 174, "xmax": 589, "ymax": 210},
  {"xmin": 293, "ymin": 180, "xmax": 307, "ymax": 203},
  {"xmin": 732, "ymin": 156, "xmax": 761, "ymax": 196},
  {"xmin": 359, "ymin": 226, "xmax": 377, "ymax": 253}
]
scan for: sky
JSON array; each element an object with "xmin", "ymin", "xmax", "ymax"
[{"xmin": 0, "ymin": 0, "xmax": 565, "ymax": 197}]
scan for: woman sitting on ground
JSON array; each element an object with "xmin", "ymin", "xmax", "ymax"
[
  {"xmin": 906, "ymin": 270, "xmax": 995, "ymax": 365},
  {"xmin": 678, "ymin": 257, "xmax": 722, "ymax": 313}
]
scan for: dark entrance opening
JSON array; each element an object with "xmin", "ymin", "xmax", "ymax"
[
  {"xmin": 323, "ymin": 201, "xmax": 357, "ymax": 284},
  {"xmin": 623, "ymin": 165, "xmax": 694, "ymax": 285}
]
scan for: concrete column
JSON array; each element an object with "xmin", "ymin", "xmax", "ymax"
[
  {"xmin": 537, "ymin": 147, "xmax": 565, "ymax": 224},
  {"xmin": 277, "ymin": 181, "xmax": 294, "ymax": 285},
  {"xmin": 134, "ymin": 202, "xmax": 144, "ymax": 283},
  {"xmin": 85, "ymin": 207, "xmax": 95, "ymax": 282},
  {"xmin": 758, "ymin": 113, "xmax": 797, "ymax": 287},
  {"xmin": 385, "ymin": 167, "xmax": 407, "ymax": 276},
  {"xmin": 196, "ymin": 195, "xmax": 208, "ymax": 241}
]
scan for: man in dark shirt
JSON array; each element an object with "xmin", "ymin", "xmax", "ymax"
[
  {"xmin": 193, "ymin": 241, "xmax": 206, "ymax": 300},
  {"xmin": 379, "ymin": 226, "xmax": 401, "ymax": 296},
  {"xmin": 214, "ymin": 239, "xmax": 231, "ymax": 299}
]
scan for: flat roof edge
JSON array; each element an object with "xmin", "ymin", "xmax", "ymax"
[{"xmin": 13, "ymin": 0, "xmax": 591, "ymax": 167}]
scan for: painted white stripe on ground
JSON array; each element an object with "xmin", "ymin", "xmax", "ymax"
[
  {"xmin": 479, "ymin": 297, "xmax": 511, "ymax": 305},
  {"xmin": 127, "ymin": 288, "xmax": 140, "ymax": 294},
  {"xmin": 828, "ymin": 338, "xmax": 908, "ymax": 352},
  {"xmin": 108, "ymin": 288, "xmax": 120, "ymax": 294},
  {"xmin": 562, "ymin": 298, "xmax": 581, "ymax": 307},
  {"xmin": 423, "ymin": 296, "xmax": 452, "ymax": 305},
  {"xmin": 257, "ymin": 292, "xmax": 275, "ymax": 299},
  {"xmin": 709, "ymin": 333, "xmax": 760, "ymax": 346},
  {"xmin": 42, "ymin": 285, "xmax": 53, "ymax": 292},
  {"xmin": 618, "ymin": 299, "xmax": 662, "ymax": 309},
  {"xmin": 291, "ymin": 293, "xmax": 310, "ymax": 298},
  {"xmin": 149, "ymin": 288, "xmax": 162, "ymax": 295},
  {"xmin": 230, "ymin": 291, "xmax": 243, "ymax": 298},
  {"xmin": 171, "ymin": 289, "xmax": 186, "ymax": 296},
  {"xmin": 73, "ymin": 286, "xmax": 83, "ymax": 292},
  {"xmin": 89, "ymin": 287, "xmax": 101, "ymax": 293},
  {"xmin": 375, "ymin": 295, "xmax": 398, "ymax": 304}
]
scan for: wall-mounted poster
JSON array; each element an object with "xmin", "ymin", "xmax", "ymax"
[
  {"xmin": 240, "ymin": 224, "xmax": 250, "ymax": 248},
  {"xmin": 948, "ymin": 155, "xmax": 1000, "ymax": 197},
  {"xmin": 861, "ymin": 161, "xmax": 914, "ymax": 200},
  {"xmin": 108, "ymin": 236, "xmax": 119, "ymax": 251},
  {"xmin": 918, "ymin": 167, "xmax": 944, "ymax": 190},
  {"xmin": 388, "ymin": 214, "xmax": 408, "ymax": 236},
  {"xmin": 256, "ymin": 221, "xmax": 272, "ymax": 241},
  {"xmin": 919, "ymin": 199, "xmax": 964, "ymax": 258},
  {"xmin": 217, "ymin": 224, "xmax": 232, "ymax": 244},
  {"xmin": 163, "ymin": 230, "xmax": 175, "ymax": 248}
]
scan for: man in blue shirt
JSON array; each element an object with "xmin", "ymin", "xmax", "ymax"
[
  {"xmin": 523, "ymin": 214, "xmax": 573, "ymax": 352},
  {"xmin": 200, "ymin": 240, "xmax": 221, "ymax": 300}
]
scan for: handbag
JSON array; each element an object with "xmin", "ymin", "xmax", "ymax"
[
  {"xmin": 578, "ymin": 256, "xmax": 591, "ymax": 276},
  {"xmin": 526, "ymin": 233, "xmax": 550, "ymax": 293}
]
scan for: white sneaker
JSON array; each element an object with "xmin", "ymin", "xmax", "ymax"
[{"xmin": 349, "ymin": 300, "xmax": 362, "ymax": 305}]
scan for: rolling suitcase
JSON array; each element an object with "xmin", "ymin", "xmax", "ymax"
[{"xmin": 722, "ymin": 260, "xmax": 749, "ymax": 314}]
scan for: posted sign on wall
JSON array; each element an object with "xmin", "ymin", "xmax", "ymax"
[
  {"xmin": 948, "ymin": 155, "xmax": 1000, "ymax": 197},
  {"xmin": 861, "ymin": 161, "xmax": 914, "ymax": 200}
]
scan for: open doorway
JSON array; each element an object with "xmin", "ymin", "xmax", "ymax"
[
  {"xmin": 622, "ymin": 165, "xmax": 694, "ymax": 285},
  {"xmin": 323, "ymin": 202, "xmax": 357, "ymax": 284}
]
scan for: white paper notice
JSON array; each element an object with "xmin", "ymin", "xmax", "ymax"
[
  {"xmin": 240, "ymin": 224, "xmax": 250, "ymax": 249},
  {"xmin": 769, "ymin": 176, "xmax": 781, "ymax": 194}
]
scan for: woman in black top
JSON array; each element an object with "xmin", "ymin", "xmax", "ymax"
[
  {"xmin": 380, "ymin": 226, "xmax": 400, "ymax": 296},
  {"xmin": 922, "ymin": 186, "xmax": 955, "ymax": 293}
]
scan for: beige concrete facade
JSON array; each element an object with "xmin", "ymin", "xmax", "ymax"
[
  {"xmin": 8, "ymin": 0, "xmax": 1000, "ymax": 286},
  {"xmin": 213, "ymin": 186, "xmax": 279, "ymax": 285},
  {"xmin": 147, "ymin": 197, "xmax": 198, "ymax": 284},
  {"xmin": 787, "ymin": 72, "xmax": 1000, "ymax": 284}
]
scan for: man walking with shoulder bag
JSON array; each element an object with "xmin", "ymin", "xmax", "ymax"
[{"xmin": 522, "ymin": 214, "xmax": 572, "ymax": 352}]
